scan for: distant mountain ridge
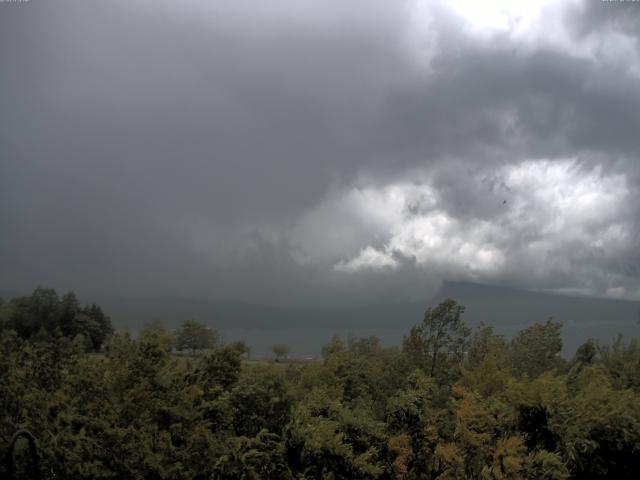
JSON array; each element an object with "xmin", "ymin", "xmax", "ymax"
[{"xmin": 434, "ymin": 281, "xmax": 640, "ymax": 327}]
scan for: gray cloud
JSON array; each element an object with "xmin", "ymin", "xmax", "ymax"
[{"xmin": 1, "ymin": 0, "xmax": 639, "ymax": 305}]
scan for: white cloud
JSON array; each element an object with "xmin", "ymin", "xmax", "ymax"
[
  {"xmin": 441, "ymin": 0, "xmax": 558, "ymax": 36},
  {"xmin": 291, "ymin": 181, "xmax": 437, "ymax": 263},
  {"xmin": 293, "ymin": 159, "xmax": 636, "ymax": 299},
  {"xmin": 335, "ymin": 246, "xmax": 398, "ymax": 272},
  {"xmin": 385, "ymin": 212, "xmax": 507, "ymax": 277}
]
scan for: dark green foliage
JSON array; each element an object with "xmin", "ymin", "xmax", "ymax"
[
  {"xmin": 510, "ymin": 318, "xmax": 565, "ymax": 378},
  {"xmin": 197, "ymin": 346, "xmax": 243, "ymax": 391},
  {"xmin": 321, "ymin": 334, "xmax": 345, "ymax": 358},
  {"xmin": 403, "ymin": 298, "xmax": 471, "ymax": 383},
  {"xmin": 1, "ymin": 293, "xmax": 639, "ymax": 479},
  {"xmin": 284, "ymin": 385, "xmax": 386, "ymax": 479},
  {"xmin": 0, "ymin": 288, "xmax": 113, "ymax": 351},
  {"xmin": 271, "ymin": 343, "xmax": 290, "ymax": 361},
  {"xmin": 574, "ymin": 339, "xmax": 597, "ymax": 365},
  {"xmin": 467, "ymin": 322, "xmax": 508, "ymax": 366},
  {"xmin": 230, "ymin": 365, "xmax": 292, "ymax": 437},
  {"xmin": 213, "ymin": 430, "xmax": 294, "ymax": 479},
  {"xmin": 139, "ymin": 318, "xmax": 175, "ymax": 352},
  {"xmin": 228, "ymin": 339, "xmax": 251, "ymax": 359},
  {"xmin": 597, "ymin": 335, "xmax": 640, "ymax": 391},
  {"xmin": 174, "ymin": 319, "xmax": 219, "ymax": 353}
]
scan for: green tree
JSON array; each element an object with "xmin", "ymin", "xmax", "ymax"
[
  {"xmin": 510, "ymin": 319, "xmax": 564, "ymax": 378},
  {"xmin": 403, "ymin": 298, "xmax": 470, "ymax": 382},
  {"xmin": 562, "ymin": 365, "xmax": 640, "ymax": 478},
  {"xmin": 347, "ymin": 334, "xmax": 382, "ymax": 356},
  {"xmin": 139, "ymin": 318, "xmax": 174, "ymax": 352},
  {"xmin": 230, "ymin": 364, "xmax": 292, "ymax": 436},
  {"xmin": 0, "ymin": 297, "xmax": 9, "ymax": 332},
  {"xmin": 213, "ymin": 430, "xmax": 293, "ymax": 479},
  {"xmin": 228, "ymin": 339, "xmax": 251, "ymax": 359},
  {"xmin": 321, "ymin": 334, "xmax": 345, "ymax": 358},
  {"xmin": 2, "ymin": 288, "xmax": 112, "ymax": 350},
  {"xmin": 523, "ymin": 450, "xmax": 569, "ymax": 480},
  {"xmin": 80, "ymin": 302, "xmax": 113, "ymax": 349},
  {"xmin": 272, "ymin": 343, "xmax": 290, "ymax": 362},
  {"xmin": 174, "ymin": 319, "xmax": 218, "ymax": 354},
  {"xmin": 574, "ymin": 338, "xmax": 597, "ymax": 365},
  {"xmin": 7, "ymin": 287, "xmax": 59, "ymax": 338},
  {"xmin": 197, "ymin": 345, "xmax": 243, "ymax": 391},
  {"xmin": 467, "ymin": 322, "xmax": 508, "ymax": 366},
  {"xmin": 385, "ymin": 371, "xmax": 453, "ymax": 478},
  {"xmin": 58, "ymin": 291, "xmax": 80, "ymax": 336},
  {"xmin": 285, "ymin": 385, "xmax": 386, "ymax": 478},
  {"xmin": 597, "ymin": 335, "xmax": 640, "ymax": 391}
]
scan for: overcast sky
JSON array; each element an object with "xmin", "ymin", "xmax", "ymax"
[{"xmin": 1, "ymin": 0, "xmax": 639, "ymax": 306}]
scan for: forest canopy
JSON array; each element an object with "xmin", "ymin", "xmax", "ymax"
[
  {"xmin": 0, "ymin": 287, "xmax": 112, "ymax": 352},
  {"xmin": 1, "ymin": 290, "xmax": 639, "ymax": 479}
]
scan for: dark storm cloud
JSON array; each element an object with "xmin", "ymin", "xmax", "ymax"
[
  {"xmin": 1, "ymin": 0, "xmax": 639, "ymax": 304},
  {"xmin": 0, "ymin": 0, "xmax": 414, "ymax": 301}
]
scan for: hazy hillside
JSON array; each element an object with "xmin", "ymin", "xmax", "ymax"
[
  {"xmin": 435, "ymin": 282, "xmax": 640, "ymax": 353},
  {"xmin": 434, "ymin": 281, "xmax": 640, "ymax": 328}
]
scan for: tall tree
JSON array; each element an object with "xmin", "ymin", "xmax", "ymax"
[
  {"xmin": 510, "ymin": 319, "xmax": 563, "ymax": 378},
  {"xmin": 403, "ymin": 298, "xmax": 470, "ymax": 381},
  {"xmin": 175, "ymin": 319, "xmax": 218, "ymax": 354},
  {"xmin": 466, "ymin": 322, "xmax": 508, "ymax": 366}
]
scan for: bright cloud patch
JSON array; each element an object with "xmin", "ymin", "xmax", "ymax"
[
  {"xmin": 442, "ymin": 0, "xmax": 556, "ymax": 34},
  {"xmin": 294, "ymin": 159, "xmax": 635, "ymax": 298},
  {"xmin": 335, "ymin": 246, "xmax": 398, "ymax": 272},
  {"xmin": 291, "ymin": 182, "xmax": 437, "ymax": 264}
]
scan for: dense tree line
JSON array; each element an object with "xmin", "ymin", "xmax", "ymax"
[
  {"xmin": 1, "ymin": 292, "xmax": 639, "ymax": 479},
  {"xmin": 0, "ymin": 288, "xmax": 112, "ymax": 352}
]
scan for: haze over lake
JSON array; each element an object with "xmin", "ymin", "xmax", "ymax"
[{"xmin": 85, "ymin": 282, "xmax": 639, "ymax": 358}]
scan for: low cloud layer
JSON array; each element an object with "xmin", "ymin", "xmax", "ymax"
[{"xmin": 1, "ymin": 0, "xmax": 639, "ymax": 304}]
